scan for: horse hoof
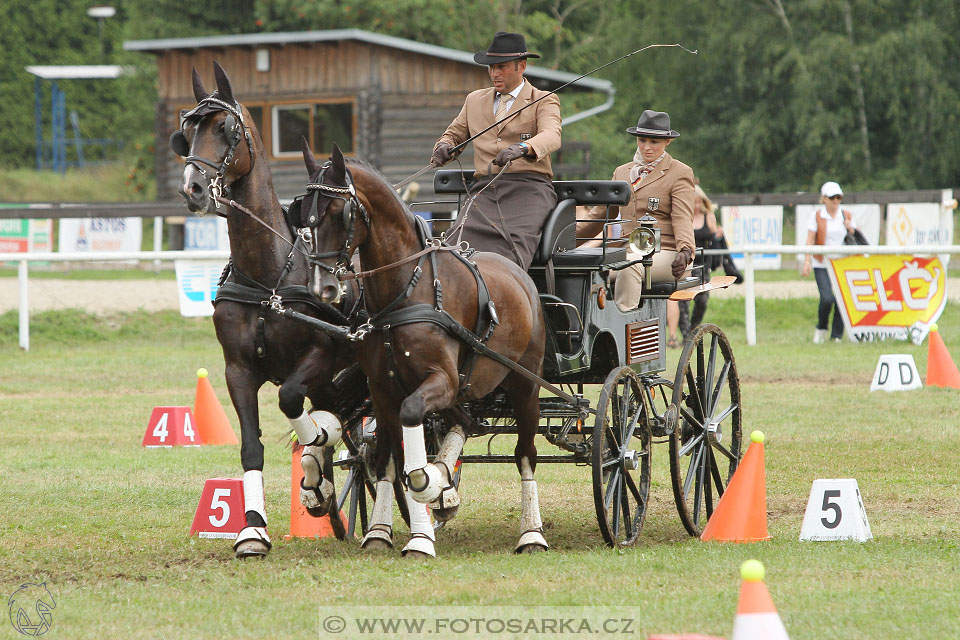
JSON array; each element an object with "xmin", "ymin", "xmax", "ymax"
[
  {"xmin": 361, "ymin": 538, "xmax": 393, "ymax": 551},
  {"xmin": 402, "ymin": 550, "xmax": 433, "ymax": 560},
  {"xmin": 302, "ymin": 492, "xmax": 333, "ymax": 518},
  {"xmin": 361, "ymin": 528, "xmax": 394, "ymax": 551},
  {"xmin": 514, "ymin": 530, "xmax": 549, "ymax": 554},
  {"xmin": 401, "ymin": 535, "xmax": 436, "ymax": 558},
  {"xmin": 235, "ymin": 540, "xmax": 270, "ymax": 559},
  {"xmin": 516, "ymin": 543, "xmax": 548, "ymax": 554},
  {"xmin": 431, "ymin": 505, "xmax": 459, "ymax": 522}
]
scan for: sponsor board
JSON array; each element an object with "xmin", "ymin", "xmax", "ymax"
[
  {"xmin": 826, "ymin": 254, "xmax": 946, "ymax": 343},
  {"xmin": 174, "ymin": 259, "xmax": 224, "ymax": 317},
  {"xmin": 58, "ymin": 217, "xmax": 142, "ymax": 253},
  {"xmin": 885, "ymin": 201, "xmax": 954, "ymax": 265},
  {"xmin": 720, "ymin": 205, "xmax": 783, "ymax": 269}
]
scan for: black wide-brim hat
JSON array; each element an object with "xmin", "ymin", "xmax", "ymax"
[
  {"xmin": 474, "ymin": 32, "xmax": 540, "ymax": 65},
  {"xmin": 626, "ymin": 110, "xmax": 680, "ymax": 138}
]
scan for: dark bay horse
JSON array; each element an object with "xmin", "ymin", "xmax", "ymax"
[
  {"xmin": 173, "ymin": 62, "xmax": 356, "ymax": 558},
  {"xmin": 300, "ymin": 143, "xmax": 549, "ymax": 555}
]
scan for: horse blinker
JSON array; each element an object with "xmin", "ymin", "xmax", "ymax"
[{"xmin": 170, "ymin": 129, "xmax": 189, "ymax": 157}]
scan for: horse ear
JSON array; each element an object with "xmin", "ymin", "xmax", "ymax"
[
  {"xmin": 329, "ymin": 143, "xmax": 346, "ymax": 184},
  {"xmin": 302, "ymin": 137, "xmax": 320, "ymax": 176},
  {"xmin": 191, "ymin": 67, "xmax": 209, "ymax": 102},
  {"xmin": 212, "ymin": 61, "xmax": 235, "ymax": 105}
]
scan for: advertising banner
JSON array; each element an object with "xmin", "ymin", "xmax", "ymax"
[
  {"xmin": 826, "ymin": 254, "xmax": 947, "ymax": 343},
  {"xmin": 885, "ymin": 201, "xmax": 954, "ymax": 265},
  {"xmin": 184, "ymin": 216, "xmax": 229, "ymax": 251},
  {"xmin": 720, "ymin": 205, "xmax": 783, "ymax": 269},
  {"xmin": 174, "ymin": 259, "xmax": 224, "ymax": 317},
  {"xmin": 0, "ymin": 218, "xmax": 53, "ymax": 264},
  {"xmin": 58, "ymin": 217, "xmax": 142, "ymax": 253}
]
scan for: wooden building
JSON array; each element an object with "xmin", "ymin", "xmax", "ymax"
[{"xmin": 124, "ymin": 29, "xmax": 614, "ymax": 211}]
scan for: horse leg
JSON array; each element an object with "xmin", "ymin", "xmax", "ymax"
[
  {"xmin": 401, "ymin": 485, "xmax": 436, "ymax": 558},
  {"xmin": 360, "ymin": 453, "xmax": 397, "ymax": 551},
  {"xmin": 226, "ymin": 370, "xmax": 272, "ymax": 559},
  {"xmin": 280, "ymin": 378, "xmax": 342, "ymax": 518},
  {"xmin": 399, "ymin": 372, "xmax": 461, "ymax": 511},
  {"xmin": 509, "ymin": 376, "xmax": 549, "ymax": 553}
]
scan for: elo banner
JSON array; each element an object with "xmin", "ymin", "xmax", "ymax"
[{"xmin": 826, "ymin": 254, "xmax": 947, "ymax": 343}]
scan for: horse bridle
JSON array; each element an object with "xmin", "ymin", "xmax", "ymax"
[
  {"xmin": 170, "ymin": 95, "xmax": 255, "ymax": 211},
  {"xmin": 292, "ymin": 161, "xmax": 370, "ymax": 299}
]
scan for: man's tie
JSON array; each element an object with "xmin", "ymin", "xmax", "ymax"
[{"xmin": 495, "ymin": 93, "xmax": 511, "ymax": 120}]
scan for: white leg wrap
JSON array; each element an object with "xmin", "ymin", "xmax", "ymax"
[
  {"xmin": 402, "ymin": 487, "xmax": 436, "ymax": 557},
  {"xmin": 361, "ymin": 480, "xmax": 395, "ymax": 549},
  {"xmin": 289, "ymin": 410, "xmax": 342, "ymax": 447},
  {"xmin": 402, "ymin": 424, "xmax": 443, "ymax": 503},
  {"xmin": 243, "ymin": 470, "xmax": 266, "ymax": 524},
  {"xmin": 427, "ymin": 427, "xmax": 464, "ymax": 513},
  {"xmin": 516, "ymin": 458, "xmax": 548, "ymax": 552},
  {"xmin": 299, "ymin": 445, "xmax": 334, "ymax": 512},
  {"xmin": 402, "ymin": 424, "xmax": 428, "ymax": 473},
  {"xmin": 436, "ymin": 426, "xmax": 465, "ymax": 471}
]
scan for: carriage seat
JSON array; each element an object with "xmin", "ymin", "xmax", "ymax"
[{"xmin": 432, "ymin": 170, "xmax": 631, "ymax": 268}]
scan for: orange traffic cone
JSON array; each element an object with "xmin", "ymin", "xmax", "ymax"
[
  {"xmin": 731, "ymin": 560, "xmax": 789, "ymax": 640},
  {"xmin": 700, "ymin": 430, "xmax": 771, "ymax": 542},
  {"xmin": 193, "ymin": 368, "xmax": 239, "ymax": 445},
  {"xmin": 926, "ymin": 324, "xmax": 960, "ymax": 389},
  {"xmin": 286, "ymin": 444, "xmax": 344, "ymax": 539}
]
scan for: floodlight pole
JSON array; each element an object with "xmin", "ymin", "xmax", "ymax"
[{"xmin": 87, "ymin": 6, "xmax": 115, "ymax": 60}]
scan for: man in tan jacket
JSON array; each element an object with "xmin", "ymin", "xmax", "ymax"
[
  {"xmin": 578, "ymin": 110, "xmax": 695, "ymax": 311},
  {"xmin": 431, "ymin": 31, "xmax": 562, "ymax": 270}
]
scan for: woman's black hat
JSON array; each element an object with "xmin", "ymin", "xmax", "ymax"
[{"xmin": 626, "ymin": 110, "xmax": 680, "ymax": 138}]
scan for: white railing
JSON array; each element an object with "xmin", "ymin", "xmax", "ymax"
[
  {"xmin": 2, "ymin": 250, "xmax": 229, "ymax": 351},
  {"xmin": 3, "ymin": 245, "xmax": 958, "ymax": 351}
]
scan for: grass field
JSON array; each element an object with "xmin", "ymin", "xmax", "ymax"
[{"xmin": 2, "ymin": 298, "xmax": 959, "ymax": 639}]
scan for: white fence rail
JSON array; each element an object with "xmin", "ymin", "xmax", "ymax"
[{"xmin": 2, "ymin": 245, "xmax": 958, "ymax": 351}]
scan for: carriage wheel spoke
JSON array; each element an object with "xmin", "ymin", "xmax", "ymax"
[
  {"xmin": 682, "ymin": 442, "xmax": 704, "ymax": 500},
  {"xmin": 677, "ymin": 429, "xmax": 704, "ymax": 458},
  {"xmin": 610, "ymin": 478, "xmax": 623, "ymax": 537},
  {"xmin": 604, "ymin": 467, "xmax": 622, "ymax": 510},
  {"xmin": 708, "ymin": 442, "xmax": 725, "ymax": 496},
  {"xmin": 620, "ymin": 479, "xmax": 634, "ymax": 540},
  {"xmin": 692, "ymin": 444, "xmax": 706, "ymax": 526},
  {"xmin": 709, "ymin": 360, "xmax": 732, "ymax": 419},
  {"xmin": 684, "ymin": 368, "xmax": 706, "ymax": 423},
  {"xmin": 704, "ymin": 334, "xmax": 719, "ymax": 415}
]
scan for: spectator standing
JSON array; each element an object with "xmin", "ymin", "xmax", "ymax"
[{"xmin": 801, "ymin": 181, "xmax": 857, "ymax": 343}]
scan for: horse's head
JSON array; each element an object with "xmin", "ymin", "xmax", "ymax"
[
  {"xmin": 172, "ymin": 62, "xmax": 257, "ymax": 214},
  {"xmin": 295, "ymin": 141, "xmax": 368, "ymax": 304}
]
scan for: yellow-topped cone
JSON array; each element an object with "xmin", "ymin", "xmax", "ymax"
[{"xmin": 731, "ymin": 560, "xmax": 789, "ymax": 640}]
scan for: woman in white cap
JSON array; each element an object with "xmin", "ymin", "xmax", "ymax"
[{"xmin": 801, "ymin": 181, "xmax": 857, "ymax": 343}]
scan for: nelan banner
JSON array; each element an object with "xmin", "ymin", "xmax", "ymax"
[{"xmin": 827, "ymin": 255, "xmax": 947, "ymax": 343}]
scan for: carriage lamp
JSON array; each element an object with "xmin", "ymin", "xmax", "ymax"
[{"xmin": 628, "ymin": 215, "xmax": 660, "ymax": 290}]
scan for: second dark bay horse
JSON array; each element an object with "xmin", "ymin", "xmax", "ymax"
[{"xmin": 299, "ymin": 143, "xmax": 549, "ymax": 555}]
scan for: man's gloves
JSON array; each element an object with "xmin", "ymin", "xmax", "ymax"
[
  {"xmin": 430, "ymin": 142, "xmax": 457, "ymax": 167},
  {"xmin": 671, "ymin": 247, "xmax": 693, "ymax": 279},
  {"xmin": 493, "ymin": 143, "xmax": 527, "ymax": 167}
]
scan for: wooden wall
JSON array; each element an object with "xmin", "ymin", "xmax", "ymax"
[{"xmin": 154, "ymin": 40, "xmax": 490, "ymax": 211}]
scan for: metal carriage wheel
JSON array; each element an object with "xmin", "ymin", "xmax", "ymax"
[
  {"xmin": 668, "ymin": 323, "xmax": 743, "ymax": 536},
  {"xmin": 337, "ymin": 416, "xmax": 410, "ymax": 538},
  {"xmin": 592, "ymin": 366, "xmax": 653, "ymax": 547}
]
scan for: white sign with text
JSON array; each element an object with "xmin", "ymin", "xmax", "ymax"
[{"xmin": 720, "ymin": 205, "xmax": 783, "ymax": 269}]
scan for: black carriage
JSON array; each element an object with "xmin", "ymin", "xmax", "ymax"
[{"xmin": 327, "ymin": 170, "xmax": 743, "ymax": 547}]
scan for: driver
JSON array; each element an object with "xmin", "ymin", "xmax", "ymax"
[{"xmin": 430, "ymin": 31, "xmax": 562, "ymax": 270}]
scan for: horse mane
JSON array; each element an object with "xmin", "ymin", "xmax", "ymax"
[{"xmin": 344, "ymin": 157, "xmax": 416, "ymax": 225}]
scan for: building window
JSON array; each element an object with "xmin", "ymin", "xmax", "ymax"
[{"xmin": 271, "ymin": 101, "xmax": 355, "ymax": 158}]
